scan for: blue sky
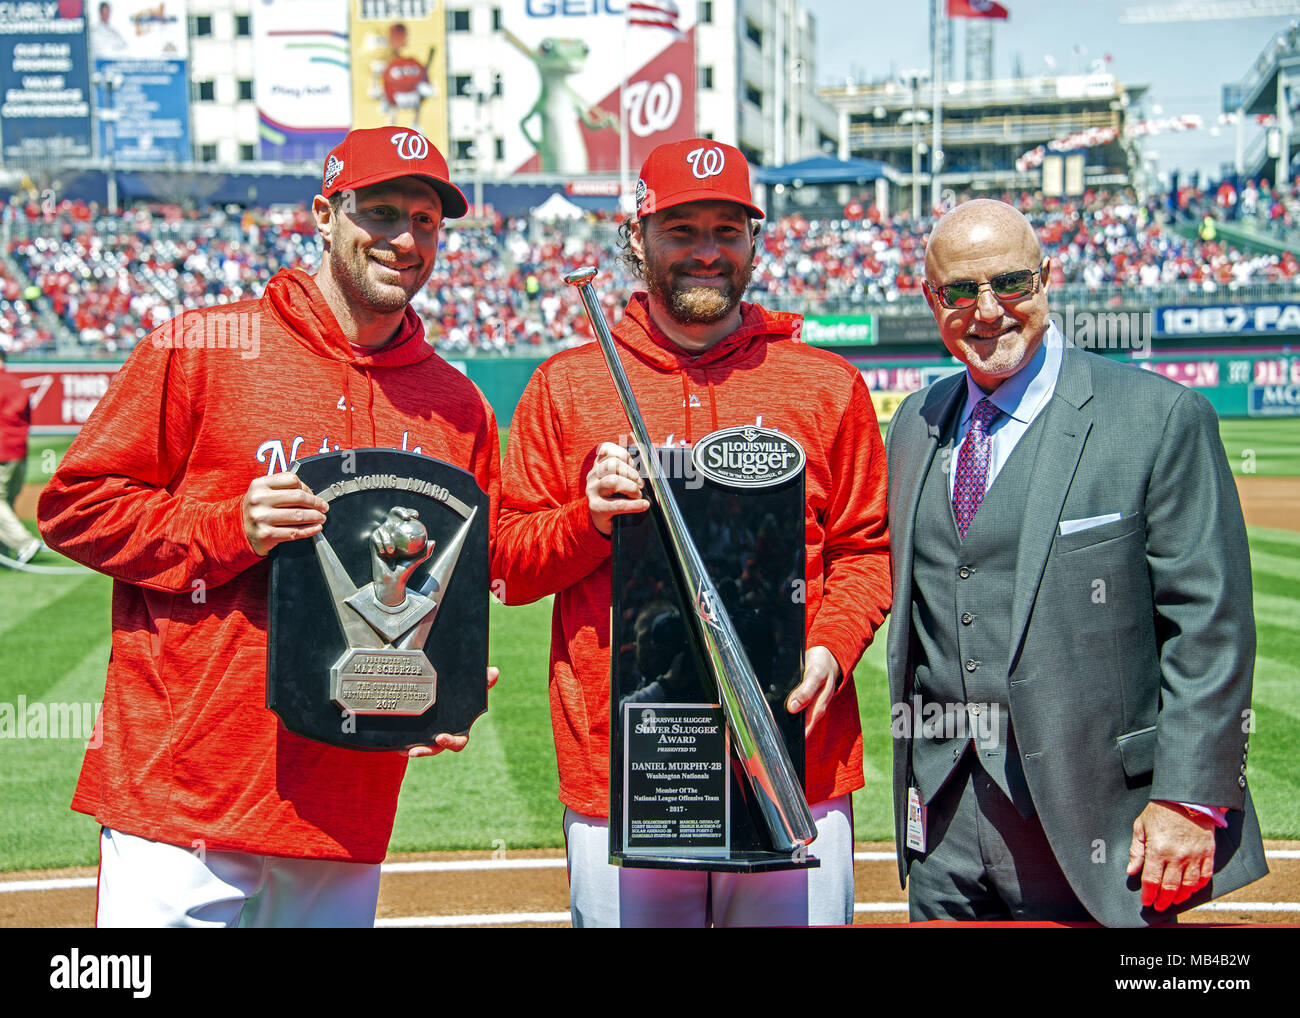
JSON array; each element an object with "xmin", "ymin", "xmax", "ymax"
[{"xmin": 803, "ymin": 0, "xmax": 1300, "ymax": 181}]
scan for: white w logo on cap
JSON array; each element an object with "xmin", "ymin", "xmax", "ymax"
[
  {"xmin": 391, "ymin": 130, "xmax": 430, "ymax": 161},
  {"xmin": 686, "ymin": 145, "xmax": 725, "ymax": 179}
]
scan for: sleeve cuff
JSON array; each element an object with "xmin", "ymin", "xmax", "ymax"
[
  {"xmin": 200, "ymin": 494, "xmax": 264, "ymax": 578},
  {"xmin": 1160, "ymin": 800, "xmax": 1230, "ymax": 828},
  {"xmin": 807, "ymin": 624, "xmax": 863, "ymax": 692},
  {"xmin": 567, "ymin": 497, "xmax": 616, "ymax": 559}
]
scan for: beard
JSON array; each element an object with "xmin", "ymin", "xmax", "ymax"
[
  {"xmin": 644, "ymin": 258, "xmax": 754, "ymax": 326},
  {"xmin": 329, "ymin": 241, "xmax": 427, "ymax": 315}
]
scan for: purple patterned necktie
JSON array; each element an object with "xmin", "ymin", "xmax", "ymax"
[{"xmin": 952, "ymin": 397, "xmax": 999, "ymax": 539}]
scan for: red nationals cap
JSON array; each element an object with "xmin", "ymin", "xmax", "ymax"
[
  {"xmin": 635, "ymin": 138, "xmax": 764, "ymax": 220},
  {"xmin": 321, "ymin": 127, "xmax": 469, "ymax": 219}
]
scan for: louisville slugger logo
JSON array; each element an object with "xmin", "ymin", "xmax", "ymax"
[
  {"xmin": 692, "ymin": 426, "xmax": 806, "ymax": 489},
  {"xmin": 686, "ymin": 145, "xmax": 725, "ymax": 179},
  {"xmin": 391, "ymin": 130, "xmax": 429, "ymax": 161}
]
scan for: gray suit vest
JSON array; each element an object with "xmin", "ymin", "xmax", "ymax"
[{"xmin": 907, "ymin": 404, "xmax": 1052, "ymax": 818}]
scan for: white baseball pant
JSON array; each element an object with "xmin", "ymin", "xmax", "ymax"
[
  {"xmin": 96, "ymin": 827, "xmax": 382, "ymax": 928},
  {"xmin": 563, "ymin": 794, "xmax": 854, "ymax": 927}
]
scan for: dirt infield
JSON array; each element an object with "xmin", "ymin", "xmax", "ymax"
[
  {"xmin": 1236, "ymin": 476, "xmax": 1299, "ymax": 532},
  {"xmin": 13, "ymin": 486, "xmax": 38, "ymax": 520},
  {"xmin": 3, "ymin": 843, "xmax": 1298, "ymax": 927}
]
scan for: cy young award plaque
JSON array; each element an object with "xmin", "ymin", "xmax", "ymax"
[
  {"xmin": 609, "ymin": 428, "xmax": 817, "ymax": 873},
  {"xmin": 267, "ymin": 448, "xmax": 489, "ymax": 751}
]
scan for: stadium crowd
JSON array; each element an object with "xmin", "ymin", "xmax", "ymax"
[
  {"xmin": 0, "ymin": 277, "xmax": 56, "ymax": 357},
  {"xmin": 2, "ymin": 185, "xmax": 1296, "ymax": 358}
]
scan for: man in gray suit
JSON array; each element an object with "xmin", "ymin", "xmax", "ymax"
[{"xmin": 884, "ymin": 199, "xmax": 1266, "ymax": 926}]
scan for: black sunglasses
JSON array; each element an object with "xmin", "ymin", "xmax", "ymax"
[{"xmin": 926, "ymin": 267, "xmax": 1042, "ymax": 309}]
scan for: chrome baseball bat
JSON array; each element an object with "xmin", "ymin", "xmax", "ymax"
[{"xmin": 564, "ymin": 266, "xmax": 817, "ymax": 854}]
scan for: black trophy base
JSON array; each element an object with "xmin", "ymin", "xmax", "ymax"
[
  {"xmin": 610, "ymin": 445, "xmax": 810, "ymax": 870},
  {"xmin": 611, "ymin": 850, "xmax": 820, "ymax": 874}
]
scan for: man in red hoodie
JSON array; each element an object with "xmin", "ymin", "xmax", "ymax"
[
  {"xmin": 38, "ymin": 128, "xmax": 501, "ymax": 927},
  {"xmin": 496, "ymin": 139, "xmax": 891, "ymax": 926}
]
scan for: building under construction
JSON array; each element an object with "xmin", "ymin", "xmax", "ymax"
[{"xmin": 821, "ymin": 72, "xmax": 1148, "ymax": 202}]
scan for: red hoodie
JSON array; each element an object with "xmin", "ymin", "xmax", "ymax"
[
  {"xmin": 496, "ymin": 295, "xmax": 891, "ymax": 818},
  {"xmin": 38, "ymin": 269, "xmax": 500, "ymax": 863},
  {"xmin": 0, "ymin": 368, "xmax": 30, "ymax": 462}
]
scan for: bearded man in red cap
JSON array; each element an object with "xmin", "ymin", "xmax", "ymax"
[
  {"xmin": 496, "ymin": 139, "xmax": 891, "ymax": 927},
  {"xmin": 39, "ymin": 128, "xmax": 500, "ymax": 928}
]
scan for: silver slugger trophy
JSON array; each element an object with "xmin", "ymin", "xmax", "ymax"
[
  {"xmin": 565, "ymin": 267, "xmax": 817, "ymax": 868},
  {"xmin": 267, "ymin": 449, "xmax": 489, "ymax": 750}
]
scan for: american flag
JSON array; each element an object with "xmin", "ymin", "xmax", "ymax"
[
  {"xmin": 629, "ymin": 0, "xmax": 681, "ymax": 33},
  {"xmin": 947, "ymin": 0, "xmax": 1009, "ymax": 19}
]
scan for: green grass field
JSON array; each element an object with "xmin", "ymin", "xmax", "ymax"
[
  {"xmin": 1220, "ymin": 420, "xmax": 1300, "ymax": 477},
  {"xmin": 1, "ymin": 421, "xmax": 1296, "ymax": 871}
]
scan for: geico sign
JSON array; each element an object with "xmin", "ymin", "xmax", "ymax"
[{"xmin": 526, "ymin": 0, "xmax": 627, "ymax": 14}]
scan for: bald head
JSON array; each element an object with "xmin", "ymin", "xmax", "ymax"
[
  {"xmin": 921, "ymin": 198, "xmax": 1052, "ymax": 392},
  {"xmin": 925, "ymin": 199, "xmax": 1042, "ymax": 278}
]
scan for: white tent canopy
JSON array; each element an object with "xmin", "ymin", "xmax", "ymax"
[{"xmin": 530, "ymin": 193, "xmax": 585, "ymax": 221}]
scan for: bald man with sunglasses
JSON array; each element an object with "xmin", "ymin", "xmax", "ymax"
[{"xmin": 883, "ymin": 199, "xmax": 1266, "ymax": 926}]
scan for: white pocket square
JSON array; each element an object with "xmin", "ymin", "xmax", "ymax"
[{"xmin": 1059, "ymin": 513, "xmax": 1122, "ymax": 536}]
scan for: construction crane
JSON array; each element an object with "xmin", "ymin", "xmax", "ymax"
[{"xmin": 1121, "ymin": 1, "xmax": 1300, "ymax": 22}]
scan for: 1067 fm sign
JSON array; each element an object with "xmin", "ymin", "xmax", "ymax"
[{"xmin": 1156, "ymin": 303, "xmax": 1300, "ymax": 338}]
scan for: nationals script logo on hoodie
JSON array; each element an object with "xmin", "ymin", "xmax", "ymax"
[{"xmin": 254, "ymin": 429, "xmax": 425, "ymax": 475}]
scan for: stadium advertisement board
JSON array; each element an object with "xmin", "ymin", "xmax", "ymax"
[
  {"xmin": 849, "ymin": 352, "xmax": 1300, "ymax": 422},
  {"xmin": 1248, "ymin": 384, "xmax": 1300, "ymax": 416},
  {"xmin": 497, "ymin": 0, "xmax": 696, "ymax": 176},
  {"xmin": 90, "ymin": 0, "xmax": 190, "ymax": 165},
  {"xmin": 854, "ymin": 363, "xmax": 963, "ymax": 422},
  {"xmin": 0, "ymin": 2, "xmax": 93, "ymax": 161},
  {"xmin": 1141, "ymin": 359, "xmax": 1221, "ymax": 388},
  {"xmin": 11, "ymin": 366, "xmax": 118, "ymax": 433},
  {"xmin": 254, "ymin": 0, "xmax": 351, "ymax": 161},
  {"xmin": 875, "ymin": 315, "xmax": 943, "ymax": 346},
  {"xmin": 800, "ymin": 313, "xmax": 877, "ymax": 346},
  {"xmin": 348, "ymin": 0, "xmax": 447, "ymax": 152},
  {"xmin": 1155, "ymin": 303, "xmax": 1300, "ymax": 338},
  {"xmin": 1246, "ymin": 355, "xmax": 1300, "ymax": 417},
  {"xmin": 21, "ymin": 353, "xmax": 1300, "ymax": 433}
]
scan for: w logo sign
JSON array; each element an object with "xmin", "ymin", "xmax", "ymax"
[
  {"xmin": 391, "ymin": 130, "xmax": 430, "ymax": 161},
  {"xmin": 686, "ymin": 145, "xmax": 726, "ymax": 179}
]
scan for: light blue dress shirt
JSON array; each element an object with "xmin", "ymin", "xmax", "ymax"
[{"xmin": 947, "ymin": 322, "xmax": 1063, "ymax": 497}]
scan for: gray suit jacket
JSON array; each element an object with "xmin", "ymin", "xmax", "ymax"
[{"xmin": 884, "ymin": 343, "xmax": 1267, "ymax": 927}]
